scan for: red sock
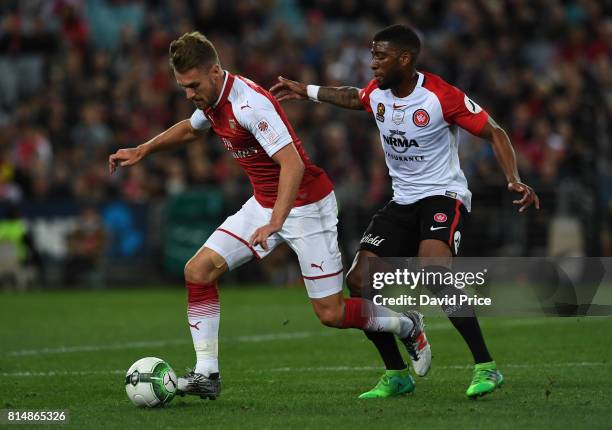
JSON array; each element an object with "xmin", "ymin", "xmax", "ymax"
[
  {"xmin": 186, "ymin": 281, "xmax": 219, "ymax": 319},
  {"xmin": 185, "ymin": 281, "xmax": 220, "ymax": 376},
  {"xmin": 341, "ymin": 297, "xmax": 370, "ymax": 329}
]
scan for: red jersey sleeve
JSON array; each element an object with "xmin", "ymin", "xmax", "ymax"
[
  {"xmin": 423, "ymin": 72, "xmax": 489, "ymax": 135},
  {"xmin": 358, "ymin": 79, "xmax": 378, "ymax": 112}
]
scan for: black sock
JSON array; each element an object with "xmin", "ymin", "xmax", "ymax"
[
  {"xmin": 364, "ymin": 331, "xmax": 406, "ymax": 370},
  {"xmin": 351, "ymin": 258, "xmax": 406, "ymax": 371},
  {"xmin": 423, "ymin": 265, "xmax": 493, "ymax": 365},
  {"xmin": 447, "ymin": 316, "xmax": 492, "ymax": 364}
]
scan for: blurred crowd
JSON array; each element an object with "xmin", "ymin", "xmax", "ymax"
[{"xmin": 0, "ymin": 0, "xmax": 610, "ymax": 260}]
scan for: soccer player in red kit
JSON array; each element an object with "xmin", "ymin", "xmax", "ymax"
[
  {"xmin": 271, "ymin": 24, "xmax": 540, "ymax": 398},
  {"xmin": 109, "ymin": 32, "xmax": 431, "ymax": 400}
]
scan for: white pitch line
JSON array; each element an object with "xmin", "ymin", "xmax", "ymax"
[
  {"xmin": 265, "ymin": 362, "xmax": 609, "ymax": 372},
  {"xmin": 1, "ymin": 362, "xmax": 608, "ymax": 378},
  {"xmin": 4, "ymin": 317, "xmax": 609, "ymax": 357},
  {"xmin": 4, "ymin": 331, "xmax": 336, "ymax": 357},
  {"xmin": 5, "ymin": 339, "xmax": 191, "ymax": 357},
  {"xmin": 1, "ymin": 370, "xmax": 125, "ymax": 377},
  {"xmin": 235, "ymin": 331, "xmax": 336, "ymax": 342}
]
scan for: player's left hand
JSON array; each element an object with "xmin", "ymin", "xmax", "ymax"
[
  {"xmin": 108, "ymin": 146, "xmax": 145, "ymax": 174},
  {"xmin": 249, "ymin": 222, "xmax": 281, "ymax": 251},
  {"xmin": 508, "ymin": 182, "xmax": 540, "ymax": 212}
]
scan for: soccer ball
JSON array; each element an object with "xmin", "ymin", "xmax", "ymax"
[{"xmin": 124, "ymin": 357, "xmax": 178, "ymax": 407}]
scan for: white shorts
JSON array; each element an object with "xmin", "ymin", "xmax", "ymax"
[{"xmin": 204, "ymin": 191, "xmax": 343, "ymax": 299}]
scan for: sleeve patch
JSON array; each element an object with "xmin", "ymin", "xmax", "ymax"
[
  {"xmin": 464, "ymin": 95, "xmax": 483, "ymax": 114},
  {"xmin": 256, "ymin": 119, "xmax": 280, "ymax": 145}
]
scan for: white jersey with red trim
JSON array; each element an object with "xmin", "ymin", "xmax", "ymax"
[
  {"xmin": 190, "ymin": 71, "xmax": 333, "ymax": 208},
  {"xmin": 359, "ymin": 71, "xmax": 489, "ymax": 211}
]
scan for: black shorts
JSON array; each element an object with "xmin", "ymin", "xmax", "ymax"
[{"xmin": 358, "ymin": 195, "xmax": 469, "ymax": 257}]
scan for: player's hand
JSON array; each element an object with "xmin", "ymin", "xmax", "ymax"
[
  {"xmin": 269, "ymin": 76, "xmax": 308, "ymax": 102},
  {"xmin": 249, "ymin": 222, "xmax": 281, "ymax": 251},
  {"xmin": 109, "ymin": 146, "xmax": 146, "ymax": 174},
  {"xmin": 508, "ymin": 182, "xmax": 540, "ymax": 212}
]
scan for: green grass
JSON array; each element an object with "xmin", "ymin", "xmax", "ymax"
[{"xmin": 1, "ymin": 286, "xmax": 611, "ymax": 429}]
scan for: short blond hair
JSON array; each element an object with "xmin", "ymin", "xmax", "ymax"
[{"xmin": 169, "ymin": 31, "xmax": 220, "ymax": 72}]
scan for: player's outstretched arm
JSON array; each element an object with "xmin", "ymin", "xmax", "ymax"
[
  {"xmin": 479, "ymin": 116, "xmax": 540, "ymax": 212},
  {"xmin": 270, "ymin": 76, "xmax": 364, "ymax": 110},
  {"xmin": 109, "ymin": 119, "xmax": 203, "ymax": 173}
]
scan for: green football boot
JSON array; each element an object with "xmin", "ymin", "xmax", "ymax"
[
  {"xmin": 466, "ymin": 361, "xmax": 504, "ymax": 398},
  {"xmin": 358, "ymin": 369, "xmax": 415, "ymax": 399}
]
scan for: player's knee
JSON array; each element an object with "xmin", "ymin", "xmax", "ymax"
[
  {"xmin": 346, "ymin": 268, "xmax": 365, "ymax": 297},
  {"xmin": 184, "ymin": 256, "xmax": 221, "ymax": 285},
  {"xmin": 316, "ymin": 306, "xmax": 344, "ymax": 328}
]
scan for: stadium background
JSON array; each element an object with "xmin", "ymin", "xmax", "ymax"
[{"xmin": 0, "ymin": 0, "xmax": 610, "ymax": 289}]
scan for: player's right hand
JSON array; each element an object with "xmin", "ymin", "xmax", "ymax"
[
  {"xmin": 108, "ymin": 146, "xmax": 145, "ymax": 174},
  {"xmin": 508, "ymin": 181, "xmax": 540, "ymax": 212},
  {"xmin": 269, "ymin": 76, "xmax": 308, "ymax": 102}
]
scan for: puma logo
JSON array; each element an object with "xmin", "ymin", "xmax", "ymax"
[
  {"xmin": 240, "ymin": 101, "xmax": 251, "ymax": 110},
  {"xmin": 310, "ymin": 261, "xmax": 324, "ymax": 272},
  {"xmin": 188, "ymin": 321, "xmax": 201, "ymax": 330},
  {"xmin": 415, "ymin": 332, "xmax": 428, "ymax": 351},
  {"xmin": 167, "ymin": 377, "xmax": 177, "ymax": 389}
]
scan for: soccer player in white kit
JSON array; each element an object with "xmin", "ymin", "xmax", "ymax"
[
  {"xmin": 109, "ymin": 31, "xmax": 431, "ymax": 400},
  {"xmin": 271, "ymin": 24, "xmax": 540, "ymax": 398}
]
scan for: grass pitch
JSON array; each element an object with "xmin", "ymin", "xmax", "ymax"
[{"xmin": 1, "ymin": 286, "xmax": 611, "ymax": 429}]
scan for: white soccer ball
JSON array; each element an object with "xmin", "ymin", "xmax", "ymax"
[{"xmin": 125, "ymin": 357, "xmax": 178, "ymax": 407}]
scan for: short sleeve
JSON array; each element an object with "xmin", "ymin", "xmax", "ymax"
[
  {"xmin": 189, "ymin": 109, "xmax": 212, "ymax": 131},
  {"xmin": 358, "ymin": 79, "xmax": 378, "ymax": 113},
  {"xmin": 234, "ymin": 96, "xmax": 293, "ymax": 157},
  {"xmin": 444, "ymin": 89, "xmax": 489, "ymax": 135},
  {"xmin": 423, "ymin": 73, "xmax": 489, "ymax": 135}
]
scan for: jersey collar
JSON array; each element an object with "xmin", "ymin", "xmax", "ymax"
[
  {"xmin": 416, "ymin": 71, "xmax": 424, "ymax": 88},
  {"xmin": 391, "ymin": 72, "xmax": 425, "ymax": 99},
  {"xmin": 211, "ymin": 70, "xmax": 234, "ymax": 110}
]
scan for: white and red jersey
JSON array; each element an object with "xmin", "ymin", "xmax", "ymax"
[
  {"xmin": 359, "ymin": 71, "xmax": 489, "ymax": 211},
  {"xmin": 190, "ymin": 71, "xmax": 333, "ymax": 208}
]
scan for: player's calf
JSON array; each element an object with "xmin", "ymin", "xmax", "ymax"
[{"xmin": 311, "ymin": 294, "xmax": 417, "ymax": 347}]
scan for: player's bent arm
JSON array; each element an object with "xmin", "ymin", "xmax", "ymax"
[
  {"xmin": 269, "ymin": 143, "xmax": 305, "ymax": 229},
  {"xmin": 478, "ymin": 116, "xmax": 520, "ymax": 184},
  {"xmin": 479, "ymin": 116, "xmax": 540, "ymax": 211},
  {"xmin": 139, "ymin": 119, "xmax": 204, "ymax": 156},
  {"xmin": 317, "ymin": 87, "xmax": 365, "ymax": 110}
]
